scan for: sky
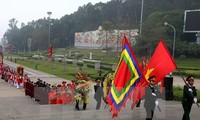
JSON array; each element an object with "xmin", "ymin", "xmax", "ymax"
[{"xmin": 0, "ymin": 0, "xmax": 110, "ymax": 39}]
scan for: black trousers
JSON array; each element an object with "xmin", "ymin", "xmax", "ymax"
[
  {"xmin": 75, "ymin": 100, "xmax": 80, "ymax": 110},
  {"xmin": 182, "ymin": 103, "xmax": 192, "ymax": 120},
  {"xmin": 75, "ymin": 100, "xmax": 87, "ymax": 110},
  {"xmin": 145, "ymin": 107, "xmax": 154, "ymax": 120}
]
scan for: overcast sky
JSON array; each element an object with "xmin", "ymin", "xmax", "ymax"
[{"xmin": 0, "ymin": 0, "xmax": 110, "ymax": 39}]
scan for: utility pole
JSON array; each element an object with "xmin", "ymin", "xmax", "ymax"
[
  {"xmin": 139, "ymin": 0, "xmax": 144, "ymax": 36},
  {"xmin": 47, "ymin": 11, "xmax": 52, "ymax": 45}
]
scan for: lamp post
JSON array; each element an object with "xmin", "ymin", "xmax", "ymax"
[
  {"xmin": 164, "ymin": 22, "xmax": 176, "ymax": 59},
  {"xmin": 139, "ymin": 0, "xmax": 144, "ymax": 36},
  {"xmin": 47, "ymin": 11, "xmax": 52, "ymax": 45},
  {"xmin": 164, "ymin": 22, "xmax": 176, "ymax": 98}
]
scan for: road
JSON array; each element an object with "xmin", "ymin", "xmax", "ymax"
[{"xmin": 0, "ymin": 60, "xmax": 199, "ymax": 120}]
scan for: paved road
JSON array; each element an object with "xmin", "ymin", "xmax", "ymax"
[
  {"xmin": 173, "ymin": 75, "xmax": 200, "ymax": 90},
  {"xmin": 1, "ymin": 60, "xmax": 199, "ymax": 120}
]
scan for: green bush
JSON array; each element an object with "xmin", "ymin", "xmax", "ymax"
[
  {"xmin": 77, "ymin": 62, "xmax": 83, "ymax": 67},
  {"xmin": 173, "ymin": 86, "xmax": 200, "ymax": 102},
  {"xmin": 173, "ymin": 86, "xmax": 183, "ymax": 101},
  {"xmin": 87, "ymin": 64, "xmax": 95, "ymax": 69}
]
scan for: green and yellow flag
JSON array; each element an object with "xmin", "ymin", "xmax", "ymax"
[{"xmin": 107, "ymin": 35, "xmax": 143, "ymax": 117}]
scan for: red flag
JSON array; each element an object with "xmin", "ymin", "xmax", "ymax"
[
  {"xmin": 143, "ymin": 39, "xmax": 177, "ymax": 85},
  {"xmin": 131, "ymin": 39, "xmax": 177, "ymax": 109},
  {"xmin": 48, "ymin": 44, "xmax": 53, "ymax": 59}
]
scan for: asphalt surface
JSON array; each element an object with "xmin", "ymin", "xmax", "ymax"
[{"xmin": 0, "ymin": 60, "xmax": 199, "ymax": 120}]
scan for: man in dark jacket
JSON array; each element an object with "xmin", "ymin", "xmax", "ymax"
[
  {"xmin": 94, "ymin": 78, "xmax": 103, "ymax": 110},
  {"xmin": 182, "ymin": 75, "xmax": 197, "ymax": 120},
  {"xmin": 144, "ymin": 75, "xmax": 159, "ymax": 120}
]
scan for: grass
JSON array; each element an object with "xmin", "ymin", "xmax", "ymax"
[
  {"xmin": 174, "ymin": 58, "xmax": 200, "ymax": 78},
  {"xmin": 5, "ymin": 48, "xmax": 200, "ymax": 79},
  {"xmin": 176, "ymin": 58, "xmax": 200, "ymax": 69},
  {"xmin": 13, "ymin": 58, "xmax": 107, "ymax": 81}
]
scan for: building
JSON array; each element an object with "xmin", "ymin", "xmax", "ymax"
[{"xmin": 74, "ymin": 26, "xmax": 138, "ymax": 49}]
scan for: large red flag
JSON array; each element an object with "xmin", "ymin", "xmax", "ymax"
[
  {"xmin": 48, "ymin": 44, "xmax": 53, "ymax": 59},
  {"xmin": 143, "ymin": 39, "xmax": 177, "ymax": 85},
  {"xmin": 131, "ymin": 39, "xmax": 177, "ymax": 109},
  {"xmin": 107, "ymin": 35, "xmax": 144, "ymax": 117}
]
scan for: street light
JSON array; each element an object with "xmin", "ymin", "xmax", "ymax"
[
  {"xmin": 139, "ymin": 0, "xmax": 144, "ymax": 36},
  {"xmin": 47, "ymin": 11, "xmax": 52, "ymax": 45},
  {"xmin": 164, "ymin": 22, "xmax": 176, "ymax": 59}
]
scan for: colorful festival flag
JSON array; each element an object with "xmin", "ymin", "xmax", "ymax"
[
  {"xmin": 0, "ymin": 51, "xmax": 3, "ymax": 66},
  {"xmin": 107, "ymin": 35, "xmax": 143, "ymax": 117},
  {"xmin": 143, "ymin": 39, "xmax": 177, "ymax": 85},
  {"xmin": 48, "ymin": 44, "xmax": 53, "ymax": 59}
]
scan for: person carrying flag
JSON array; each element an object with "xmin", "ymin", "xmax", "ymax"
[
  {"xmin": 144, "ymin": 75, "xmax": 160, "ymax": 120},
  {"xmin": 182, "ymin": 75, "xmax": 198, "ymax": 120}
]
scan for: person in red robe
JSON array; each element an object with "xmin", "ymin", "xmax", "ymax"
[
  {"xmin": 23, "ymin": 74, "xmax": 30, "ymax": 89},
  {"xmin": 61, "ymin": 81, "xmax": 69, "ymax": 104},
  {"xmin": 48, "ymin": 85, "xmax": 57, "ymax": 104},
  {"xmin": 56, "ymin": 84, "xmax": 63, "ymax": 104}
]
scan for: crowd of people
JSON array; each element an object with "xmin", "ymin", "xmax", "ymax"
[
  {"xmin": 47, "ymin": 80, "xmax": 76, "ymax": 104},
  {"xmin": 1, "ymin": 65, "xmax": 27, "ymax": 89},
  {"xmin": 0, "ymin": 65, "xmax": 198, "ymax": 119},
  {"xmin": 0, "ymin": 65, "xmax": 108, "ymax": 110},
  {"xmin": 0, "ymin": 65, "xmax": 76, "ymax": 105}
]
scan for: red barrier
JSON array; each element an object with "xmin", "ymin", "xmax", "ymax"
[{"xmin": 25, "ymin": 81, "xmax": 35, "ymax": 98}]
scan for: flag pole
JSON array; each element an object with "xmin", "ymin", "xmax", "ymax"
[{"xmin": 177, "ymin": 68, "xmax": 199, "ymax": 108}]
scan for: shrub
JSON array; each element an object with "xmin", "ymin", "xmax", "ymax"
[{"xmin": 173, "ymin": 86, "xmax": 200, "ymax": 102}]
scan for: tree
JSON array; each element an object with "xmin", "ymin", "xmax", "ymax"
[{"xmin": 4, "ymin": 18, "xmax": 20, "ymax": 52}]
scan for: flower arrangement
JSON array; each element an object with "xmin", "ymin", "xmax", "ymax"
[
  {"xmin": 74, "ymin": 71, "xmax": 91, "ymax": 101},
  {"xmin": 103, "ymin": 72, "xmax": 114, "ymax": 99}
]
